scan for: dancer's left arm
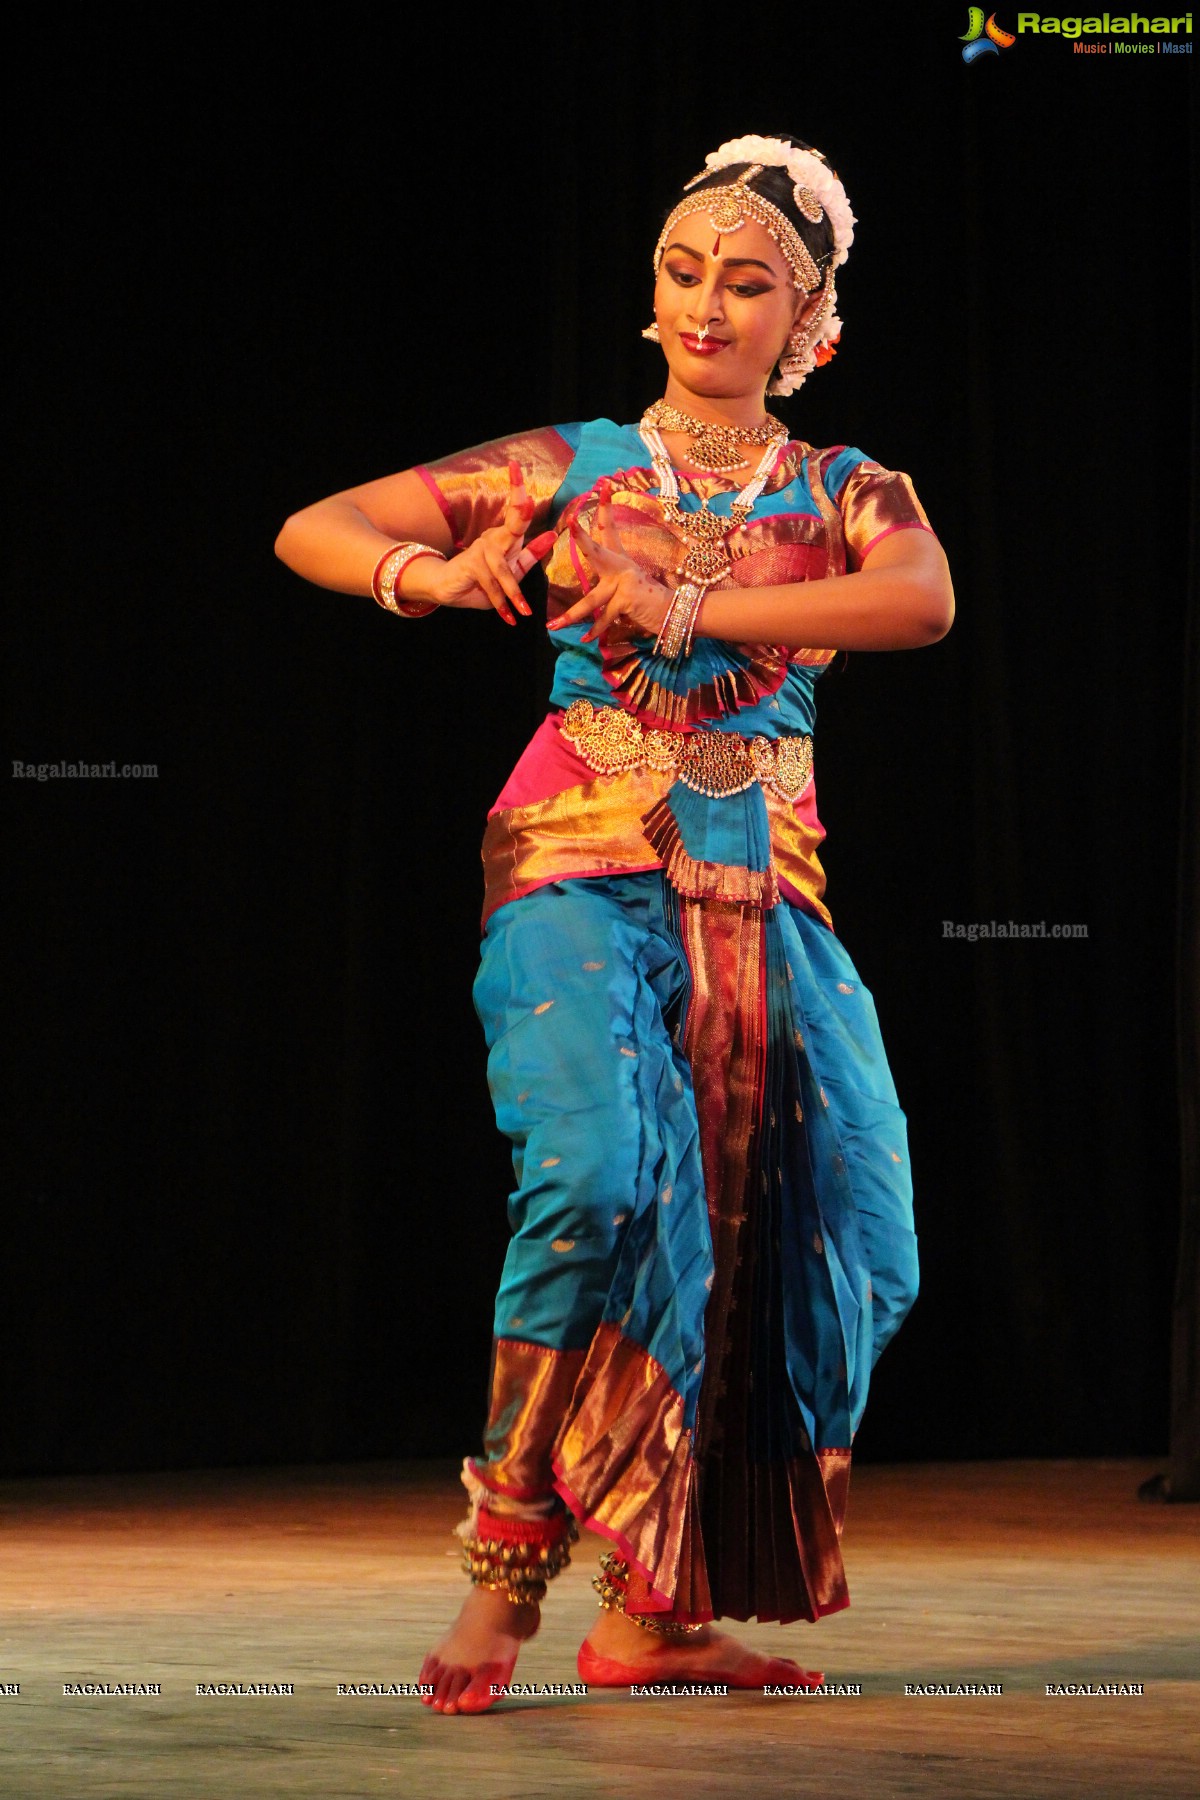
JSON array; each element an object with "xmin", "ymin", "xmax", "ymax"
[
  {"xmin": 696, "ymin": 529, "xmax": 954, "ymax": 651},
  {"xmin": 557, "ymin": 507, "xmax": 954, "ymax": 652}
]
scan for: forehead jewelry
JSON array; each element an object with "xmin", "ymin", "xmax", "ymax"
[
  {"xmin": 654, "ymin": 167, "xmax": 822, "ymax": 295},
  {"xmin": 656, "ymin": 135, "xmax": 854, "ymax": 396}
]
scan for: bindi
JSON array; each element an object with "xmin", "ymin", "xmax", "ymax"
[{"xmin": 712, "ymin": 234, "xmax": 722, "ymax": 255}]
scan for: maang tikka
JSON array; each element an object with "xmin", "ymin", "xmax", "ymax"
[{"xmin": 644, "ymin": 135, "xmax": 856, "ymax": 394}]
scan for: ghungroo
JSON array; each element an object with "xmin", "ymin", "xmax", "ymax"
[
  {"xmin": 460, "ymin": 1505, "xmax": 579, "ymax": 1606},
  {"xmin": 592, "ymin": 1549, "xmax": 704, "ymax": 1638}
]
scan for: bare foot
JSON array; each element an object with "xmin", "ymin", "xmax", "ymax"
[
  {"xmin": 419, "ymin": 1586, "xmax": 541, "ymax": 1715},
  {"xmin": 581, "ymin": 1607, "xmax": 822, "ymax": 1689}
]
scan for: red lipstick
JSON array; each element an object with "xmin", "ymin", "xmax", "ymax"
[{"xmin": 679, "ymin": 333, "xmax": 730, "ymax": 356}]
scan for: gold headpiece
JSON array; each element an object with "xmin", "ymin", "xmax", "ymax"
[{"xmin": 653, "ymin": 166, "xmax": 824, "ymax": 295}]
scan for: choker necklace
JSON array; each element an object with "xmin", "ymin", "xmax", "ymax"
[
  {"xmin": 639, "ymin": 413, "xmax": 787, "ymax": 586},
  {"xmin": 642, "ymin": 398, "xmax": 787, "ymax": 473}
]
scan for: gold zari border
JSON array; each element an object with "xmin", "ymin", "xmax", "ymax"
[{"xmin": 560, "ymin": 700, "xmax": 814, "ymax": 802}]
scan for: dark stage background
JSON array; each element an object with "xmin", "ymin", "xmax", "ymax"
[{"xmin": 5, "ymin": 12, "xmax": 1195, "ymax": 1478}]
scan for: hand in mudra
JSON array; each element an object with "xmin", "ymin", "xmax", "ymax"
[
  {"xmin": 548, "ymin": 480, "xmax": 672, "ymax": 645},
  {"xmin": 425, "ymin": 462, "xmax": 555, "ymax": 626}
]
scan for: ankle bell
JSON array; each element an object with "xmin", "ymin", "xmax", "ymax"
[
  {"xmin": 461, "ymin": 1505, "xmax": 579, "ymax": 1606},
  {"xmin": 592, "ymin": 1549, "xmax": 704, "ymax": 1637}
]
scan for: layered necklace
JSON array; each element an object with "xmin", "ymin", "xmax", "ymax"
[
  {"xmin": 639, "ymin": 407, "xmax": 788, "ymax": 588},
  {"xmin": 642, "ymin": 398, "xmax": 786, "ymax": 473}
]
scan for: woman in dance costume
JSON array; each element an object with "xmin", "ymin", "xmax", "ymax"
[{"xmin": 276, "ymin": 132, "xmax": 953, "ymax": 1714}]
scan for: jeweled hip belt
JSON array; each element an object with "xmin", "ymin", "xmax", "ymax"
[{"xmin": 559, "ymin": 699, "xmax": 814, "ymax": 801}]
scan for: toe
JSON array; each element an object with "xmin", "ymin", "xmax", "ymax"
[
  {"xmin": 442, "ymin": 1668, "xmax": 472, "ymax": 1715},
  {"xmin": 418, "ymin": 1654, "xmax": 440, "ymax": 1705},
  {"xmin": 456, "ymin": 1679, "xmax": 497, "ymax": 1714},
  {"xmin": 457, "ymin": 1660, "xmax": 513, "ymax": 1713},
  {"xmin": 431, "ymin": 1665, "xmax": 460, "ymax": 1713},
  {"xmin": 762, "ymin": 1655, "xmax": 823, "ymax": 1687}
]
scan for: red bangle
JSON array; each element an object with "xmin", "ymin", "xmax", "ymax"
[{"xmin": 370, "ymin": 543, "xmax": 445, "ymax": 618}]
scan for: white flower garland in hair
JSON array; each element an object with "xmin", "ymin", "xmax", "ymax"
[
  {"xmin": 699, "ymin": 134, "xmax": 855, "ymax": 396},
  {"xmin": 700, "ymin": 134, "xmax": 856, "ymax": 267}
]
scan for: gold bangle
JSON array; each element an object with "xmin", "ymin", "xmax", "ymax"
[
  {"xmin": 371, "ymin": 542, "xmax": 446, "ymax": 618},
  {"xmin": 654, "ymin": 586, "xmax": 686, "ymax": 659},
  {"xmin": 653, "ymin": 580, "xmax": 709, "ymax": 660},
  {"xmin": 681, "ymin": 585, "xmax": 708, "ymax": 658}
]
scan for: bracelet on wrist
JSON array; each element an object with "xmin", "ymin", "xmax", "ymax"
[
  {"xmin": 653, "ymin": 580, "xmax": 711, "ymax": 660},
  {"xmin": 681, "ymin": 583, "xmax": 708, "ymax": 658},
  {"xmin": 371, "ymin": 543, "xmax": 446, "ymax": 618}
]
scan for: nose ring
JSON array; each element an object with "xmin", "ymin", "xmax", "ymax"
[{"xmin": 696, "ymin": 323, "xmax": 710, "ymax": 344}]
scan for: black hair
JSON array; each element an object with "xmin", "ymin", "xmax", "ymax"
[{"xmin": 671, "ymin": 134, "xmax": 838, "ymax": 292}]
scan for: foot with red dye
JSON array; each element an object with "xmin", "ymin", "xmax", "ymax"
[
  {"xmin": 419, "ymin": 1586, "xmax": 541, "ymax": 1715},
  {"xmin": 578, "ymin": 1607, "xmax": 823, "ymax": 1690}
]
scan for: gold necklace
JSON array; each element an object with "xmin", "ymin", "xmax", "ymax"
[
  {"xmin": 643, "ymin": 398, "xmax": 787, "ymax": 473},
  {"xmin": 638, "ymin": 416, "xmax": 787, "ymax": 586}
]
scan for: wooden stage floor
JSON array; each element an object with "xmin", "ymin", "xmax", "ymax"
[{"xmin": 0, "ymin": 1458, "xmax": 1195, "ymax": 1799}]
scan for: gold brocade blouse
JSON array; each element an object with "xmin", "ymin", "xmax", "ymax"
[{"xmin": 415, "ymin": 419, "xmax": 935, "ymax": 926}]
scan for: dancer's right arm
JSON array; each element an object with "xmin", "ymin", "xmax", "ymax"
[{"xmin": 274, "ymin": 463, "xmax": 551, "ymax": 625}]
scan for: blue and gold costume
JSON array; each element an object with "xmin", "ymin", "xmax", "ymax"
[{"xmin": 418, "ymin": 419, "xmax": 934, "ymax": 1624}]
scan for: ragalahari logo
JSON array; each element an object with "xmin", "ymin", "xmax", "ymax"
[{"xmin": 961, "ymin": 7, "xmax": 1017, "ymax": 58}]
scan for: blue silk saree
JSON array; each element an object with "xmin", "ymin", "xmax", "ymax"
[{"xmin": 418, "ymin": 419, "xmax": 930, "ymax": 1624}]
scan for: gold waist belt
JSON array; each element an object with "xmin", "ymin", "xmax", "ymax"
[{"xmin": 559, "ymin": 699, "xmax": 814, "ymax": 802}]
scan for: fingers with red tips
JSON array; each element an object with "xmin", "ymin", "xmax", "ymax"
[
  {"xmin": 525, "ymin": 529, "xmax": 556, "ymax": 558},
  {"xmin": 484, "ymin": 546, "xmax": 531, "ymax": 619},
  {"xmin": 593, "ymin": 482, "xmax": 620, "ymax": 554},
  {"xmin": 567, "ymin": 524, "xmax": 592, "ymax": 594}
]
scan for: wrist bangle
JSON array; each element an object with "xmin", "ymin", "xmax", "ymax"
[
  {"xmin": 371, "ymin": 543, "xmax": 446, "ymax": 618},
  {"xmin": 681, "ymin": 584, "xmax": 708, "ymax": 658},
  {"xmin": 653, "ymin": 580, "xmax": 710, "ymax": 660}
]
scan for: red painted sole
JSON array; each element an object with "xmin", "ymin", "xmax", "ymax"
[{"xmin": 577, "ymin": 1638, "xmax": 825, "ymax": 1691}]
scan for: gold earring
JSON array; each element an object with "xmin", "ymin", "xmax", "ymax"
[
  {"xmin": 641, "ymin": 321, "xmax": 661, "ymax": 343},
  {"xmin": 775, "ymin": 280, "xmax": 835, "ymax": 387},
  {"xmin": 786, "ymin": 319, "xmax": 814, "ymax": 358},
  {"xmin": 770, "ymin": 317, "xmax": 817, "ymax": 396}
]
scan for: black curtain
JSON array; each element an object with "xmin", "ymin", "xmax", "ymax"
[
  {"xmin": 4, "ymin": 11, "xmax": 1194, "ymax": 1475},
  {"xmin": 1162, "ymin": 86, "xmax": 1200, "ymax": 1501}
]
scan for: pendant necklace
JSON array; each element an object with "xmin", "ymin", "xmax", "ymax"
[
  {"xmin": 642, "ymin": 398, "xmax": 786, "ymax": 473},
  {"xmin": 639, "ymin": 409, "xmax": 788, "ymax": 588}
]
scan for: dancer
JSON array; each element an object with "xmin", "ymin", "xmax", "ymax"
[{"xmin": 275, "ymin": 132, "xmax": 954, "ymax": 1714}]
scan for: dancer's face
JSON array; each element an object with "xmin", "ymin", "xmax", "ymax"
[{"xmin": 652, "ymin": 215, "xmax": 808, "ymax": 401}]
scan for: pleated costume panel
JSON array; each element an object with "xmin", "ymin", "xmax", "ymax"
[{"xmin": 419, "ymin": 419, "xmax": 931, "ymax": 1622}]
